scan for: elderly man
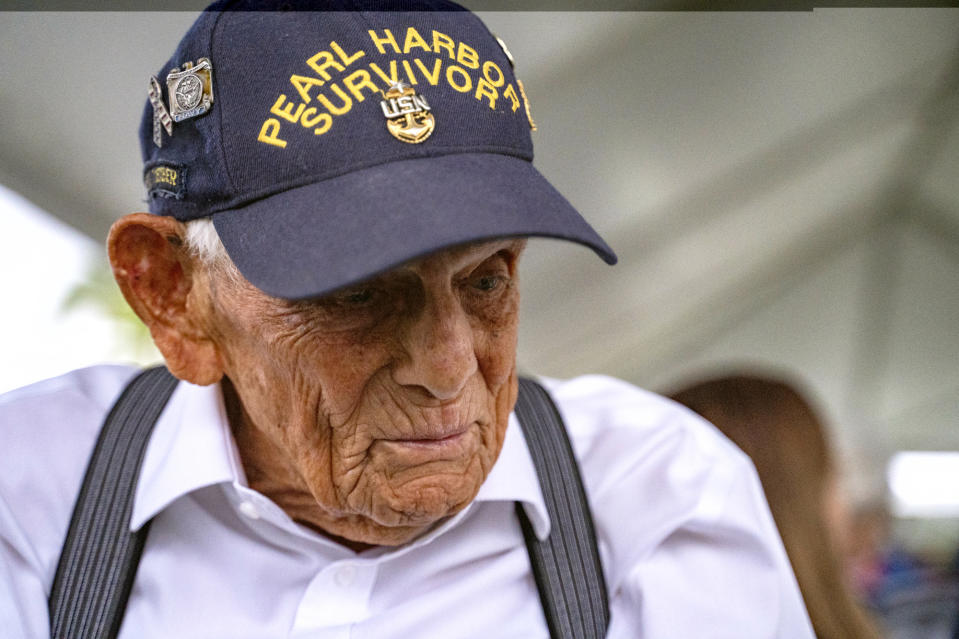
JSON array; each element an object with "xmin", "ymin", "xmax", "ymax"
[{"xmin": 0, "ymin": 2, "xmax": 814, "ymax": 638}]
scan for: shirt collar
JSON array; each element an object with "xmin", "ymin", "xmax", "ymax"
[
  {"xmin": 475, "ymin": 412, "xmax": 551, "ymax": 539},
  {"xmin": 131, "ymin": 380, "xmax": 551, "ymax": 541},
  {"xmin": 131, "ymin": 380, "xmax": 243, "ymax": 531}
]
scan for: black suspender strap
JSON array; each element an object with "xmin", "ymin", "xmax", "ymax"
[
  {"xmin": 48, "ymin": 369, "xmax": 609, "ymax": 638},
  {"xmin": 514, "ymin": 376, "xmax": 611, "ymax": 639},
  {"xmin": 49, "ymin": 366, "xmax": 178, "ymax": 639}
]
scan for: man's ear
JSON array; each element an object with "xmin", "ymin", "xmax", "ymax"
[{"xmin": 108, "ymin": 213, "xmax": 223, "ymax": 385}]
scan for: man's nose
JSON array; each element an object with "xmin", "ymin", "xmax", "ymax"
[{"xmin": 392, "ymin": 290, "xmax": 478, "ymax": 401}]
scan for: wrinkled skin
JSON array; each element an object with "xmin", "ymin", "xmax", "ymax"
[
  {"xmin": 108, "ymin": 213, "xmax": 524, "ymax": 551},
  {"xmin": 211, "ymin": 240, "xmax": 524, "ymax": 549}
]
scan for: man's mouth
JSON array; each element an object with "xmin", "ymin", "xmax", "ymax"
[
  {"xmin": 390, "ymin": 430, "xmax": 468, "ymax": 448},
  {"xmin": 376, "ymin": 422, "xmax": 475, "ymax": 454}
]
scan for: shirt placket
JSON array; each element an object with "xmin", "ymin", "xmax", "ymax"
[{"xmin": 290, "ymin": 559, "xmax": 379, "ymax": 638}]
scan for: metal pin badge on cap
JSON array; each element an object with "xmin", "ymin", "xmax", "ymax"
[
  {"xmin": 379, "ymin": 81, "xmax": 434, "ymax": 144},
  {"xmin": 166, "ymin": 58, "xmax": 214, "ymax": 122},
  {"xmin": 148, "ymin": 76, "xmax": 174, "ymax": 148},
  {"xmin": 494, "ymin": 35, "xmax": 536, "ymax": 132}
]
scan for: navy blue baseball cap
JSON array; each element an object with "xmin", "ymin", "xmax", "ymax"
[{"xmin": 140, "ymin": 0, "xmax": 616, "ymax": 300}]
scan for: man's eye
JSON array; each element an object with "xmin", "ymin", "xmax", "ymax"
[
  {"xmin": 339, "ymin": 288, "xmax": 375, "ymax": 305},
  {"xmin": 473, "ymin": 275, "xmax": 502, "ymax": 292}
]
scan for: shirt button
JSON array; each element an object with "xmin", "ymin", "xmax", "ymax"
[
  {"xmin": 238, "ymin": 501, "xmax": 260, "ymax": 520},
  {"xmin": 334, "ymin": 565, "xmax": 357, "ymax": 588}
]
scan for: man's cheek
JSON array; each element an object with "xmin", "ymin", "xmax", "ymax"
[{"xmin": 481, "ymin": 343, "xmax": 518, "ymax": 389}]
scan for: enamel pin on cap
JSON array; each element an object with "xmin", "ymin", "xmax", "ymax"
[
  {"xmin": 167, "ymin": 58, "xmax": 214, "ymax": 122},
  {"xmin": 379, "ymin": 81, "xmax": 434, "ymax": 144},
  {"xmin": 148, "ymin": 58, "xmax": 215, "ymax": 147},
  {"xmin": 494, "ymin": 35, "xmax": 536, "ymax": 132}
]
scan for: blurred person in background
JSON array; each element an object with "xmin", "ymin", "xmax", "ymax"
[
  {"xmin": 670, "ymin": 373, "xmax": 882, "ymax": 639},
  {"xmin": 847, "ymin": 500, "xmax": 959, "ymax": 638}
]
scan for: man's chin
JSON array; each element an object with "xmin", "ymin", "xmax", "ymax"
[
  {"xmin": 337, "ymin": 478, "xmax": 483, "ymax": 546},
  {"xmin": 326, "ymin": 510, "xmax": 457, "ymax": 549},
  {"xmin": 378, "ymin": 480, "xmax": 480, "ymax": 524}
]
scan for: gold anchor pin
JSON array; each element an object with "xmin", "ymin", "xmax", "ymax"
[{"xmin": 379, "ymin": 81, "xmax": 435, "ymax": 144}]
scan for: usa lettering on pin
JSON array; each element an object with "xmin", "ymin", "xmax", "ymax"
[{"xmin": 380, "ymin": 81, "xmax": 434, "ymax": 144}]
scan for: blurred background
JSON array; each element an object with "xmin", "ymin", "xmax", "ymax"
[{"xmin": 1, "ymin": 7, "xmax": 957, "ymax": 634}]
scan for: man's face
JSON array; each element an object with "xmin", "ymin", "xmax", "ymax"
[{"xmin": 204, "ymin": 239, "xmax": 525, "ymax": 548}]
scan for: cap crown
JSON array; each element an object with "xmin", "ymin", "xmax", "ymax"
[{"xmin": 140, "ymin": 0, "xmax": 533, "ymax": 220}]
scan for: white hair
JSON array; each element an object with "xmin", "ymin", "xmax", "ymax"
[{"xmin": 183, "ymin": 217, "xmax": 241, "ymax": 282}]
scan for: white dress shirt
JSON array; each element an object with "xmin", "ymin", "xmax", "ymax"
[{"xmin": 0, "ymin": 365, "xmax": 814, "ymax": 638}]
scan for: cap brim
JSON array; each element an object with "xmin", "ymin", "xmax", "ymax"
[{"xmin": 213, "ymin": 153, "xmax": 616, "ymax": 300}]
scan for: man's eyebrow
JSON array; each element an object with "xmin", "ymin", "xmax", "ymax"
[{"xmin": 446, "ymin": 239, "xmax": 526, "ymax": 264}]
